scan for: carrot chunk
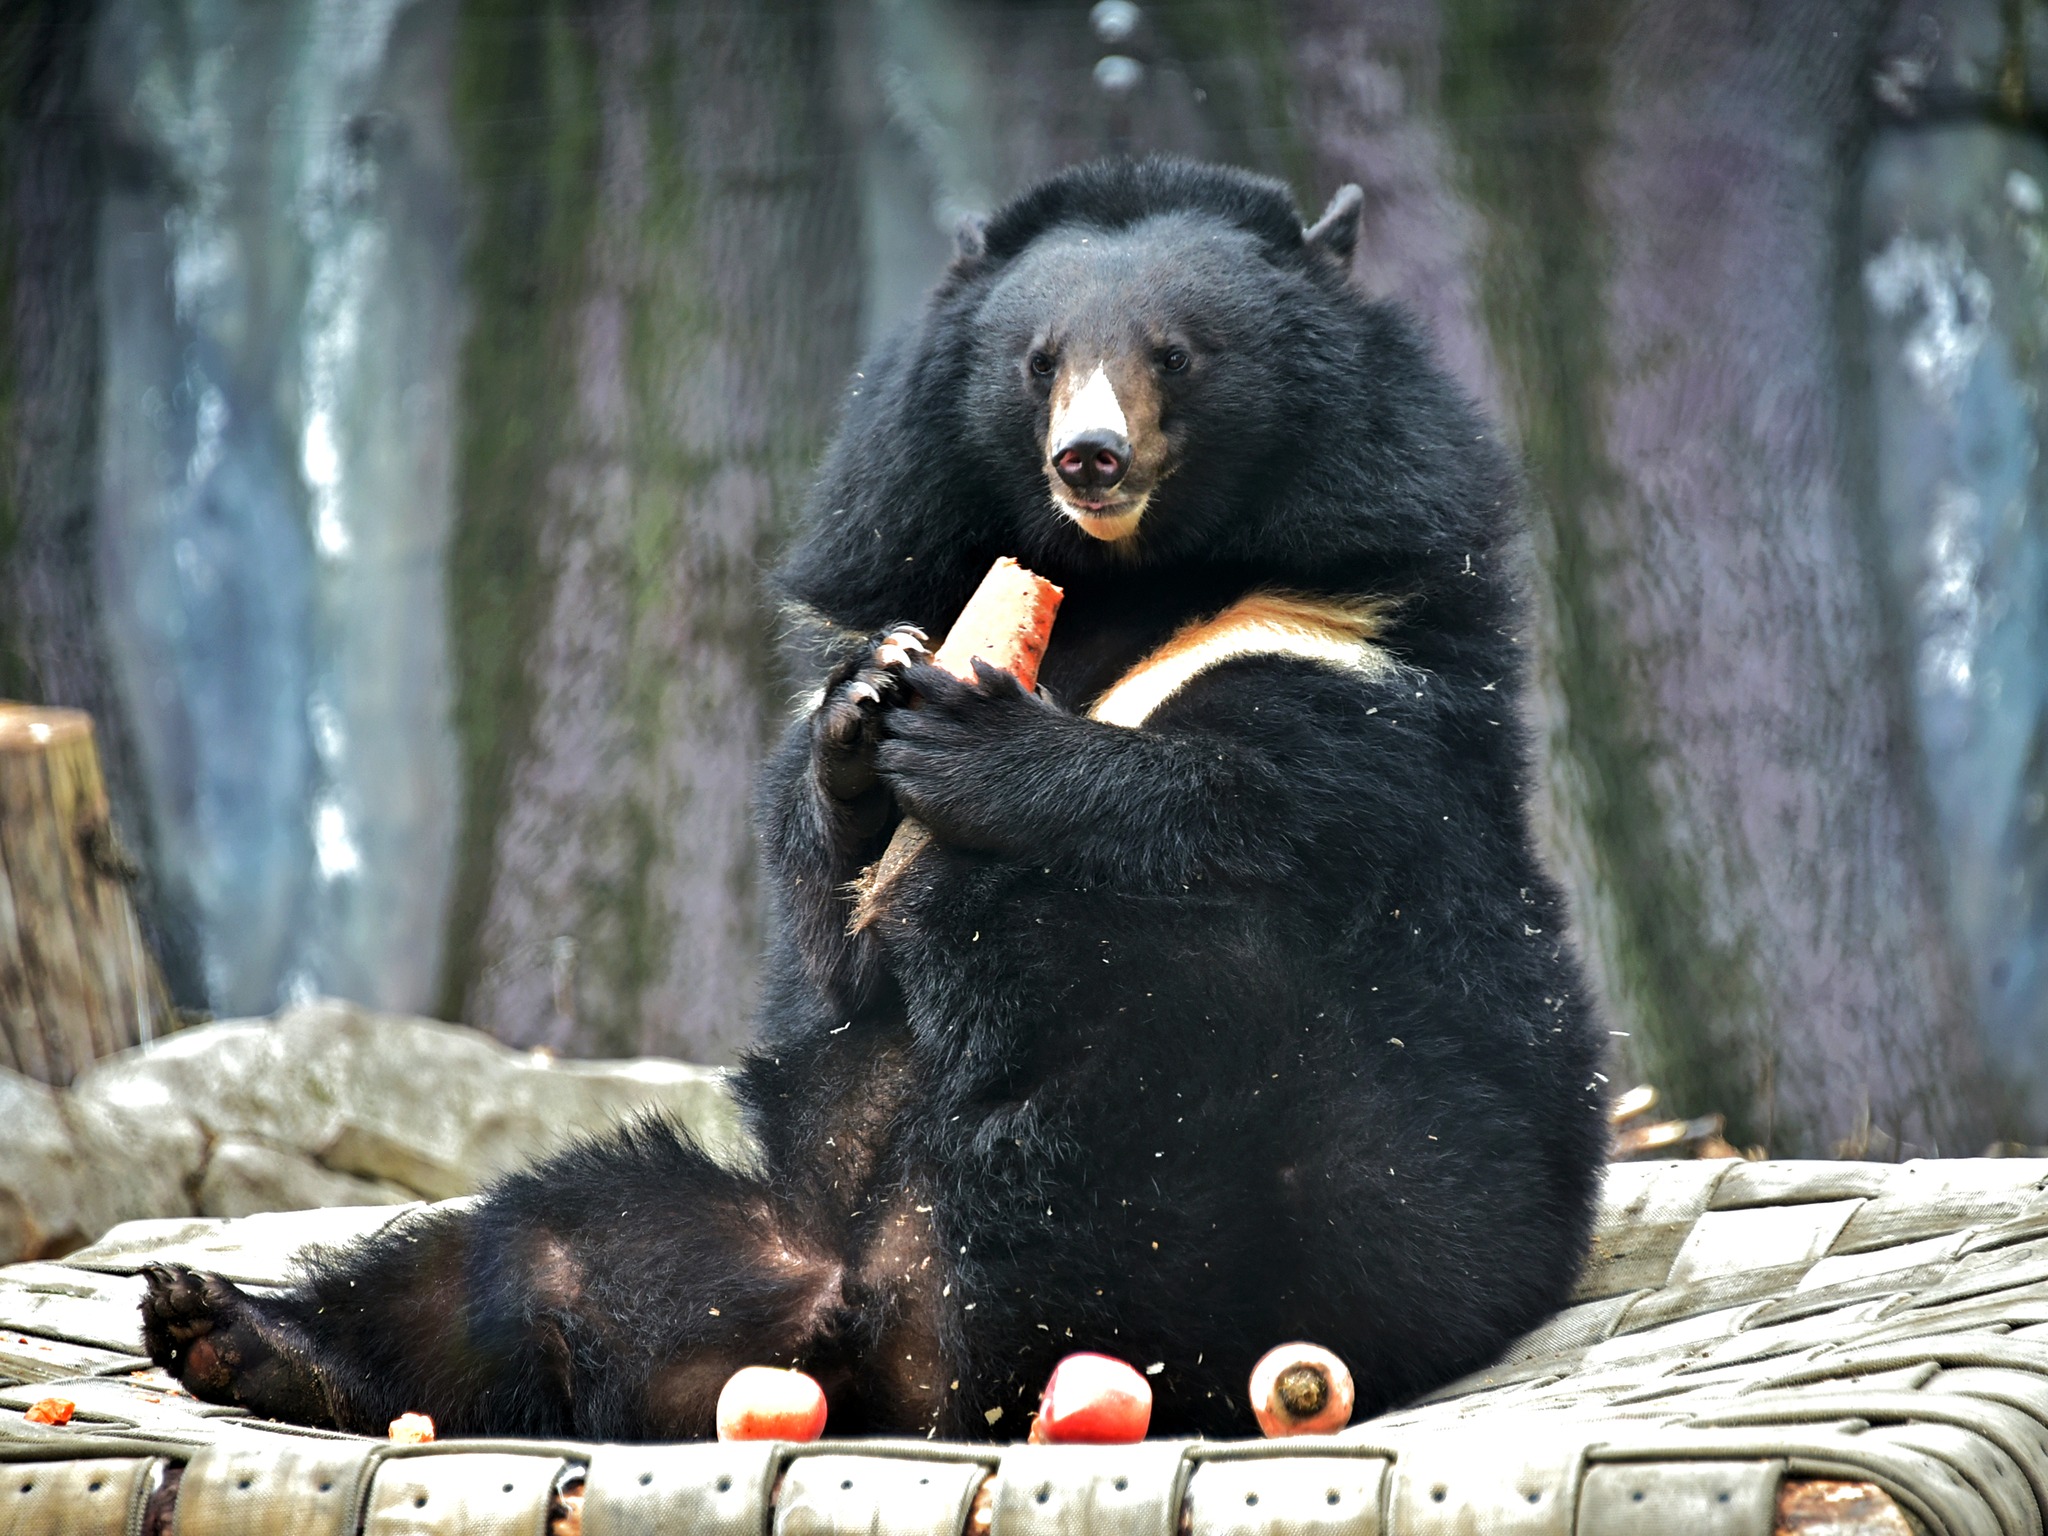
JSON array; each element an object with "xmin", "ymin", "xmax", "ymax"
[
  {"xmin": 932, "ymin": 556, "xmax": 1063, "ymax": 690},
  {"xmin": 1250, "ymin": 1343, "xmax": 1355, "ymax": 1436},
  {"xmin": 23, "ymin": 1396, "xmax": 74, "ymax": 1425},
  {"xmin": 848, "ymin": 557, "xmax": 1065, "ymax": 935}
]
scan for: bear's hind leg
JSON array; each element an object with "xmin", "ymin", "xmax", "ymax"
[
  {"xmin": 139, "ymin": 1194, "xmax": 559, "ymax": 1434},
  {"xmin": 141, "ymin": 1262, "xmax": 338, "ymax": 1427},
  {"xmin": 139, "ymin": 1120, "xmax": 869, "ymax": 1440}
]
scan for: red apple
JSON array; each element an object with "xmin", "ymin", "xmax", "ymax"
[
  {"xmin": 1030, "ymin": 1352, "xmax": 1152, "ymax": 1444},
  {"xmin": 715, "ymin": 1366, "xmax": 829, "ymax": 1443},
  {"xmin": 1249, "ymin": 1343, "xmax": 1354, "ymax": 1436}
]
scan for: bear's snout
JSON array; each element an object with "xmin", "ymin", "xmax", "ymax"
[
  {"xmin": 1042, "ymin": 357, "xmax": 1162, "ymax": 540},
  {"xmin": 1053, "ymin": 428, "xmax": 1131, "ymax": 495}
]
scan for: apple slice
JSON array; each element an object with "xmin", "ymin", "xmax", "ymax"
[
  {"xmin": 716, "ymin": 1365, "xmax": 829, "ymax": 1443},
  {"xmin": 1028, "ymin": 1352, "xmax": 1152, "ymax": 1444}
]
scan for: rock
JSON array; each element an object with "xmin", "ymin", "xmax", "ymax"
[
  {"xmin": 89, "ymin": 1001, "xmax": 742, "ymax": 1181},
  {"xmin": 74, "ymin": 1000, "xmax": 744, "ymax": 1199},
  {"xmin": 0, "ymin": 1066, "xmax": 207, "ymax": 1264},
  {"xmin": 56, "ymin": 1083, "xmax": 207, "ymax": 1247},
  {"xmin": 69, "ymin": 1015, "xmax": 332, "ymax": 1159},
  {"xmin": 196, "ymin": 1141, "xmax": 416, "ymax": 1220},
  {"xmin": 0, "ymin": 1072, "xmax": 87, "ymax": 1263},
  {"xmin": 0, "ymin": 1000, "xmax": 744, "ymax": 1256}
]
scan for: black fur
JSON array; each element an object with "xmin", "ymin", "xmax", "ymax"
[{"xmin": 141, "ymin": 158, "xmax": 1607, "ymax": 1441}]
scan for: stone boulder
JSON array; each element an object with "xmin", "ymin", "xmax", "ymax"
[{"xmin": 0, "ymin": 1000, "xmax": 742, "ymax": 1263}]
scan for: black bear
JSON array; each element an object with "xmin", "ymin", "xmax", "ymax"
[{"xmin": 140, "ymin": 158, "xmax": 1608, "ymax": 1441}]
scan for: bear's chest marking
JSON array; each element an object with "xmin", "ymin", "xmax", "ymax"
[{"xmin": 1087, "ymin": 590, "xmax": 1400, "ymax": 727}]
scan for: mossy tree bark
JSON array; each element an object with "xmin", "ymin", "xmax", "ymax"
[
  {"xmin": 0, "ymin": 0, "xmax": 200, "ymax": 1007},
  {"xmin": 1286, "ymin": 0, "xmax": 1992, "ymax": 1156},
  {"xmin": 0, "ymin": 703, "xmax": 170, "ymax": 1083},
  {"xmin": 441, "ymin": 0, "xmax": 863, "ymax": 1060},
  {"xmin": 1440, "ymin": 0, "xmax": 1987, "ymax": 1156},
  {"xmin": 1282, "ymin": 0, "xmax": 1507, "ymax": 413}
]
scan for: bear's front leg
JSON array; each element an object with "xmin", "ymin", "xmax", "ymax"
[
  {"xmin": 873, "ymin": 657, "xmax": 1062, "ymax": 845},
  {"xmin": 876, "ymin": 657, "xmax": 1294, "ymax": 889},
  {"xmin": 759, "ymin": 626, "xmax": 936, "ymax": 1012}
]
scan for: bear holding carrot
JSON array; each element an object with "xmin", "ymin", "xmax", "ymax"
[{"xmin": 142, "ymin": 159, "xmax": 1608, "ymax": 1440}]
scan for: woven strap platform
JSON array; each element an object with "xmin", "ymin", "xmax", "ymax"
[{"xmin": 5, "ymin": 1156, "xmax": 2048, "ymax": 1535}]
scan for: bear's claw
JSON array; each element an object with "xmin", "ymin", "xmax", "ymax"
[{"xmin": 814, "ymin": 626, "xmax": 932, "ymax": 803}]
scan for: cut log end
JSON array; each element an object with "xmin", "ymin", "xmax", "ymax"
[
  {"xmin": 0, "ymin": 703, "xmax": 92, "ymax": 750},
  {"xmin": 0, "ymin": 699, "xmax": 170, "ymax": 1084}
]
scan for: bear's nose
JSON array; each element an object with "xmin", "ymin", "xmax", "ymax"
[{"xmin": 1053, "ymin": 429, "xmax": 1131, "ymax": 493}]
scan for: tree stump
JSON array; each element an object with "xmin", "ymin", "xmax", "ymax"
[{"xmin": 0, "ymin": 702, "xmax": 169, "ymax": 1083}]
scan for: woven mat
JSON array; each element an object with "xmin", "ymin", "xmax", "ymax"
[{"xmin": 4, "ymin": 1157, "xmax": 2047, "ymax": 1535}]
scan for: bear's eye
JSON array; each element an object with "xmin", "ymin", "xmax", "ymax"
[
  {"xmin": 1161, "ymin": 347, "xmax": 1190, "ymax": 373},
  {"xmin": 1028, "ymin": 350, "xmax": 1056, "ymax": 378}
]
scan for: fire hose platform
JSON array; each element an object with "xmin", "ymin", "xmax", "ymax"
[{"xmin": 6, "ymin": 1155, "xmax": 2048, "ymax": 1535}]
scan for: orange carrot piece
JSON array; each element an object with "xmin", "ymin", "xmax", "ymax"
[
  {"xmin": 848, "ymin": 556, "xmax": 1065, "ymax": 936},
  {"xmin": 1250, "ymin": 1343, "xmax": 1355, "ymax": 1436},
  {"xmin": 932, "ymin": 557, "xmax": 1063, "ymax": 690},
  {"xmin": 23, "ymin": 1396, "xmax": 74, "ymax": 1425}
]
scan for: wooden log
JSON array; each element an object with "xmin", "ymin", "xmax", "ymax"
[{"xmin": 0, "ymin": 702, "xmax": 169, "ymax": 1083}]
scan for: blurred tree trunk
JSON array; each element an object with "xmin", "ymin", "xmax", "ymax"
[
  {"xmin": 442, "ymin": 0, "xmax": 863, "ymax": 1060},
  {"xmin": 0, "ymin": 0, "xmax": 202, "ymax": 1008},
  {"xmin": 1857, "ymin": 9, "xmax": 2048, "ymax": 1137},
  {"xmin": 1284, "ymin": 0, "xmax": 1504, "ymax": 416},
  {"xmin": 1288, "ymin": 0, "xmax": 1991, "ymax": 1156},
  {"xmin": 839, "ymin": 0, "xmax": 1309, "ymax": 347}
]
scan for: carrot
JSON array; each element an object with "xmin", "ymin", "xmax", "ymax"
[
  {"xmin": 715, "ymin": 1365, "xmax": 829, "ymax": 1442},
  {"xmin": 23, "ymin": 1396, "xmax": 74, "ymax": 1426},
  {"xmin": 929, "ymin": 556, "xmax": 1063, "ymax": 691},
  {"xmin": 1249, "ymin": 1343, "xmax": 1354, "ymax": 1437},
  {"xmin": 849, "ymin": 558, "xmax": 1063, "ymax": 933}
]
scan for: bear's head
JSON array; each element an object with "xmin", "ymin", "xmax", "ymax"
[{"xmin": 947, "ymin": 159, "xmax": 1364, "ymax": 562}]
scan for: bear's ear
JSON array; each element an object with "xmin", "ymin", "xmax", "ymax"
[
  {"xmin": 949, "ymin": 214, "xmax": 990, "ymax": 276},
  {"xmin": 1303, "ymin": 184, "xmax": 1364, "ymax": 267}
]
